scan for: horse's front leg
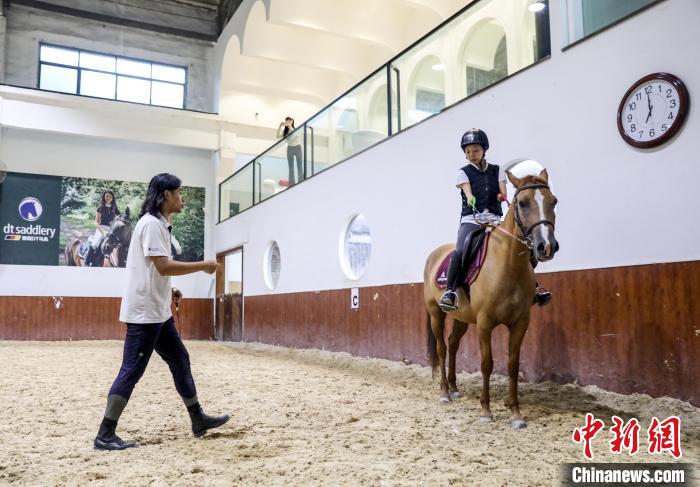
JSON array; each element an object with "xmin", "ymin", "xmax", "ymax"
[
  {"xmin": 477, "ymin": 320, "xmax": 494, "ymax": 422},
  {"xmin": 108, "ymin": 248, "xmax": 120, "ymax": 267},
  {"xmin": 505, "ymin": 317, "xmax": 529, "ymax": 429},
  {"xmin": 447, "ymin": 319, "xmax": 468, "ymax": 400}
]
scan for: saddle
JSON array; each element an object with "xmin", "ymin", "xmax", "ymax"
[
  {"xmin": 78, "ymin": 240, "xmax": 91, "ymax": 261},
  {"xmin": 435, "ymin": 227, "xmax": 490, "ymax": 291}
]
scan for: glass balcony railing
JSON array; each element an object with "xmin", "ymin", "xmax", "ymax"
[
  {"xmin": 219, "ymin": 0, "xmax": 551, "ymax": 222},
  {"xmin": 307, "ymin": 68, "xmax": 390, "ymax": 177}
]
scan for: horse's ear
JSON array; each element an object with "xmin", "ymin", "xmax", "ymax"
[
  {"xmin": 538, "ymin": 169, "xmax": 549, "ymax": 184},
  {"xmin": 125, "ymin": 207, "xmax": 131, "ymax": 219},
  {"xmin": 506, "ymin": 170, "xmax": 522, "ymax": 188}
]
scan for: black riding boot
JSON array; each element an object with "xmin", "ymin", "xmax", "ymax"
[
  {"xmin": 529, "ymin": 253, "xmax": 552, "ymax": 306},
  {"xmin": 440, "ymin": 249, "xmax": 467, "ymax": 312},
  {"xmin": 94, "ymin": 418, "xmax": 137, "ymax": 451},
  {"xmin": 534, "ymin": 283, "xmax": 552, "ymax": 307},
  {"xmin": 85, "ymin": 246, "xmax": 97, "ymax": 267},
  {"xmin": 187, "ymin": 403, "xmax": 230, "ymax": 438}
]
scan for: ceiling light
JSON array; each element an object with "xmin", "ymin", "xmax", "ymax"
[
  {"xmin": 432, "ymin": 63, "xmax": 446, "ymax": 71},
  {"xmin": 528, "ymin": 2, "xmax": 545, "ymax": 12}
]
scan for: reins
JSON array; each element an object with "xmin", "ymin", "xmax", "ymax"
[{"xmin": 479, "ymin": 182, "xmax": 556, "ymax": 253}]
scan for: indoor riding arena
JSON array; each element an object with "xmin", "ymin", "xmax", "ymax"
[{"xmin": 1, "ymin": 0, "xmax": 698, "ymax": 486}]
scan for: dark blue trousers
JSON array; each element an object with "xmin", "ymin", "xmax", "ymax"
[{"xmin": 108, "ymin": 317, "xmax": 197, "ymax": 400}]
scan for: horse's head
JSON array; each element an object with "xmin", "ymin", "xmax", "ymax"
[
  {"xmin": 101, "ymin": 208, "xmax": 133, "ymax": 256},
  {"xmin": 506, "ymin": 169, "xmax": 559, "ymax": 262}
]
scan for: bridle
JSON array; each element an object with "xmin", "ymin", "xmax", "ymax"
[
  {"xmin": 103, "ymin": 222, "xmax": 125, "ymax": 251},
  {"xmin": 101, "ymin": 218, "xmax": 132, "ymax": 264},
  {"xmin": 485, "ymin": 183, "xmax": 556, "ymax": 251},
  {"xmin": 512, "ymin": 183, "xmax": 556, "ymax": 239}
]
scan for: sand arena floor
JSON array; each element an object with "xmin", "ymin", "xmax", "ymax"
[{"xmin": 0, "ymin": 340, "xmax": 697, "ymax": 486}]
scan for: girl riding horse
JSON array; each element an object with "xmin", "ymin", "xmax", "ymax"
[
  {"xmin": 424, "ymin": 167, "xmax": 560, "ymax": 428},
  {"xmin": 439, "ymin": 129, "xmax": 551, "ymax": 312},
  {"xmin": 86, "ymin": 190, "xmax": 121, "ymax": 266}
]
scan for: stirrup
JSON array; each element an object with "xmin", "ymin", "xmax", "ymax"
[
  {"xmin": 534, "ymin": 289, "xmax": 552, "ymax": 307},
  {"xmin": 439, "ymin": 290, "xmax": 458, "ymax": 312}
]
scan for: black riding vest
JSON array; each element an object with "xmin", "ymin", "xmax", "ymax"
[{"xmin": 460, "ymin": 162, "xmax": 502, "ymax": 217}]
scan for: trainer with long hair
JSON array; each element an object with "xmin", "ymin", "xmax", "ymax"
[{"xmin": 93, "ymin": 173, "xmax": 229, "ymax": 451}]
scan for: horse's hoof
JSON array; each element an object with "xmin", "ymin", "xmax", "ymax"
[
  {"xmin": 449, "ymin": 391, "xmax": 461, "ymax": 401},
  {"xmin": 511, "ymin": 419, "xmax": 527, "ymax": 429},
  {"xmin": 479, "ymin": 415, "xmax": 494, "ymax": 423},
  {"xmin": 439, "ymin": 396, "xmax": 450, "ymax": 404}
]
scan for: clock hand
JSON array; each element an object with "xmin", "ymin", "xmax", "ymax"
[{"xmin": 645, "ymin": 94, "xmax": 652, "ymax": 124}]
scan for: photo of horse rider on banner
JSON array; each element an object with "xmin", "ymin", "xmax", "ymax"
[{"xmin": 0, "ymin": 170, "xmax": 205, "ymax": 267}]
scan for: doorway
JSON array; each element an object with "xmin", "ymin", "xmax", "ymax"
[{"xmin": 215, "ymin": 247, "xmax": 243, "ymax": 341}]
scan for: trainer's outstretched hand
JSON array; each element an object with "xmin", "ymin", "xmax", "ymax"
[
  {"xmin": 202, "ymin": 260, "xmax": 219, "ymax": 274},
  {"xmin": 172, "ymin": 287, "xmax": 182, "ymax": 304}
]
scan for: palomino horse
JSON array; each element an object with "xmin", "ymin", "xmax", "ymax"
[
  {"xmin": 65, "ymin": 209, "xmax": 133, "ymax": 267},
  {"xmin": 423, "ymin": 169, "xmax": 559, "ymax": 429}
]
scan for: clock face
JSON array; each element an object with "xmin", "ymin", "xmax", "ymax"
[{"xmin": 618, "ymin": 73, "xmax": 689, "ymax": 148}]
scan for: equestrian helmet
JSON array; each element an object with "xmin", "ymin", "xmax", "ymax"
[{"xmin": 460, "ymin": 128, "xmax": 489, "ymax": 152}]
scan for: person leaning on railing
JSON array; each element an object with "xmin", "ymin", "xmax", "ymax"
[{"xmin": 277, "ymin": 116, "xmax": 303, "ymax": 186}]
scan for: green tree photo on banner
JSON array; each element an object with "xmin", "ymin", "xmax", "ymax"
[
  {"xmin": 171, "ymin": 186, "xmax": 205, "ymax": 262},
  {"xmin": 60, "ymin": 176, "xmax": 205, "ymax": 267}
]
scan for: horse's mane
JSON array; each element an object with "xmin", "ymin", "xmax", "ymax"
[{"xmin": 518, "ymin": 174, "xmax": 547, "ymax": 186}]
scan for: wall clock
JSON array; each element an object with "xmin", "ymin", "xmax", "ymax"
[{"xmin": 617, "ymin": 73, "xmax": 689, "ymax": 148}]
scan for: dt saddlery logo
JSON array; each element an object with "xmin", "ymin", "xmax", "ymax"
[
  {"xmin": 3, "ymin": 196, "xmax": 57, "ymax": 242},
  {"xmin": 19, "ymin": 197, "xmax": 43, "ymax": 222}
]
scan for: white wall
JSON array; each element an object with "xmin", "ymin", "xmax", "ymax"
[
  {"xmin": 212, "ymin": 0, "xmax": 469, "ymax": 158},
  {"xmin": 4, "ymin": 4, "xmax": 215, "ymax": 112},
  {"xmin": 215, "ymin": 0, "xmax": 700, "ymax": 296},
  {"xmin": 0, "ymin": 128, "xmax": 217, "ymax": 298}
]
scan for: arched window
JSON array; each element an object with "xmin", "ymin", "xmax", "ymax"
[
  {"xmin": 460, "ymin": 20, "xmax": 508, "ymax": 96},
  {"xmin": 409, "ymin": 55, "xmax": 446, "ymax": 124}
]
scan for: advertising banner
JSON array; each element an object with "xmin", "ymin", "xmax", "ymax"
[
  {"xmin": 0, "ymin": 171, "xmax": 205, "ymax": 267},
  {"xmin": 0, "ymin": 173, "xmax": 62, "ymax": 265}
]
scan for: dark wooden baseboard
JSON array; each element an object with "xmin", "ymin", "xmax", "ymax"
[
  {"xmin": 0, "ymin": 296, "xmax": 213, "ymax": 340},
  {"xmin": 244, "ymin": 261, "xmax": 700, "ymax": 406}
]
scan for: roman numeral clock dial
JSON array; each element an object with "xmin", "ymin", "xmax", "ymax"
[{"xmin": 618, "ymin": 73, "xmax": 689, "ymax": 148}]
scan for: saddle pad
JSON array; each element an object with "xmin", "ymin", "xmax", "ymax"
[{"xmin": 435, "ymin": 233, "xmax": 490, "ymax": 289}]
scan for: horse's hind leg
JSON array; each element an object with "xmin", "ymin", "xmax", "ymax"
[
  {"xmin": 429, "ymin": 309, "xmax": 450, "ymax": 403},
  {"xmin": 447, "ymin": 319, "xmax": 468, "ymax": 400},
  {"xmin": 477, "ymin": 319, "xmax": 495, "ymax": 422},
  {"xmin": 505, "ymin": 318, "xmax": 529, "ymax": 429}
]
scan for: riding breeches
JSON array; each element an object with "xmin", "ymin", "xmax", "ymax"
[
  {"xmin": 108, "ymin": 318, "xmax": 197, "ymax": 401},
  {"xmin": 91, "ymin": 225, "xmax": 110, "ymax": 249},
  {"xmin": 445, "ymin": 222, "xmax": 480, "ymax": 291}
]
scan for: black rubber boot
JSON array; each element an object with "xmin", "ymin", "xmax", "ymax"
[
  {"xmin": 188, "ymin": 404, "xmax": 230, "ymax": 438},
  {"xmin": 94, "ymin": 418, "xmax": 137, "ymax": 451}
]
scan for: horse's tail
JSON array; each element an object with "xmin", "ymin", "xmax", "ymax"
[{"xmin": 426, "ymin": 310, "xmax": 438, "ymax": 378}]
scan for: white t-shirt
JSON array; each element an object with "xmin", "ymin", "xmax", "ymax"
[
  {"xmin": 286, "ymin": 130, "xmax": 302, "ymax": 147},
  {"xmin": 119, "ymin": 213, "xmax": 173, "ymax": 324}
]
